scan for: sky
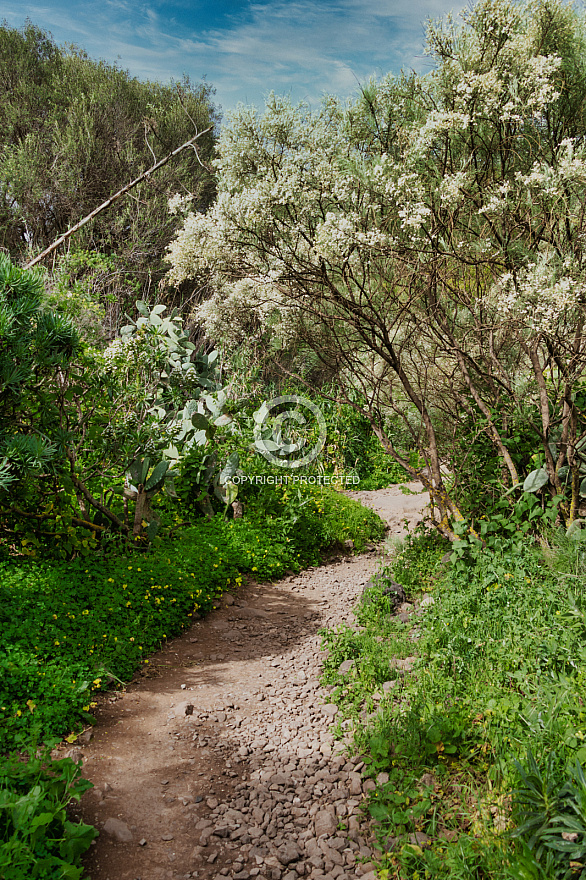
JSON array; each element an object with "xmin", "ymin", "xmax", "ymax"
[{"xmin": 1, "ymin": 0, "xmax": 456, "ymax": 119}]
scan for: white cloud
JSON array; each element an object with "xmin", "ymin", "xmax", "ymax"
[{"xmin": 1, "ymin": 0, "xmax": 456, "ymax": 113}]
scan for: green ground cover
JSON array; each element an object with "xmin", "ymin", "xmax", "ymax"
[
  {"xmin": 0, "ymin": 485, "xmax": 385, "ymax": 753},
  {"xmin": 320, "ymin": 526, "xmax": 586, "ymax": 879}
]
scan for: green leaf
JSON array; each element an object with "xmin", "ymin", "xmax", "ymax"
[
  {"xmin": 567, "ymin": 519, "xmax": 586, "ymax": 540},
  {"xmin": 225, "ymin": 482, "xmax": 238, "ymax": 505},
  {"xmin": 214, "ymin": 414, "xmax": 233, "ymax": 427},
  {"xmin": 191, "ymin": 413, "xmax": 210, "ymax": 431},
  {"xmin": 145, "ymin": 460, "xmax": 169, "ymax": 491},
  {"xmin": 253, "ymin": 403, "xmax": 269, "ymax": 424},
  {"xmin": 219, "ymin": 452, "xmax": 240, "ymax": 485},
  {"xmin": 140, "ymin": 457, "xmax": 151, "ymax": 486},
  {"xmin": 523, "ymin": 468, "xmax": 549, "ymax": 493},
  {"xmin": 29, "ymin": 810, "xmax": 55, "ymax": 829},
  {"xmin": 151, "ymin": 304, "xmax": 167, "ymax": 316},
  {"xmin": 59, "ymin": 819, "xmax": 97, "ymax": 862},
  {"xmin": 164, "ymin": 478, "xmax": 177, "ymax": 498},
  {"xmin": 129, "ymin": 459, "xmax": 142, "ymax": 485}
]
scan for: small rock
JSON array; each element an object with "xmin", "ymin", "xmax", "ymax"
[
  {"xmin": 376, "ymin": 772, "xmax": 389, "ymax": 785},
  {"xmin": 321, "ymin": 704, "xmax": 338, "ymax": 718},
  {"xmin": 438, "ymin": 551, "xmax": 452, "ymax": 570},
  {"xmin": 420, "ymin": 594, "xmax": 435, "ymax": 608},
  {"xmin": 139, "ymin": 838, "xmax": 147, "ymax": 846},
  {"xmin": 382, "ymin": 680, "xmax": 397, "ymax": 692},
  {"xmin": 271, "ymin": 773, "xmax": 289, "ymax": 786},
  {"xmin": 162, "ymin": 834, "xmax": 174, "ymax": 841},
  {"xmin": 103, "ymin": 817, "xmax": 133, "ymax": 842},
  {"xmin": 381, "ymin": 580, "xmax": 406, "ymax": 609},
  {"xmin": 389, "ymin": 656, "xmax": 417, "ymax": 673},
  {"xmin": 419, "ymin": 773, "xmax": 435, "ymax": 789},
  {"xmin": 236, "ymin": 607, "xmax": 270, "ymax": 619},
  {"xmin": 199, "ymin": 828, "xmax": 214, "ymax": 846},
  {"xmin": 277, "ymin": 842, "xmax": 301, "ymax": 865},
  {"xmin": 347, "ymin": 773, "xmax": 362, "ymax": 796},
  {"xmin": 338, "ymin": 660, "xmax": 355, "ymax": 676},
  {"xmin": 314, "ymin": 811, "xmax": 338, "ymax": 838},
  {"xmin": 214, "ymin": 826, "xmax": 232, "ymax": 839},
  {"xmin": 438, "ymin": 827, "xmax": 458, "ymax": 841},
  {"xmin": 409, "ymin": 831, "xmax": 431, "ymax": 847},
  {"xmin": 64, "ymin": 748, "xmax": 83, "ymax": 765}
]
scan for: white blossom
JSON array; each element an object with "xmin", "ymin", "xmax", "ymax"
[{"xmin": 493, "ymin": 257, "xmax": 585, "ymax": 332}]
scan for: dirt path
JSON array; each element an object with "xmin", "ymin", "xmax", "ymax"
[{"xmin": 77, "ymin": 483, "xmax": 429, "ymax": 880}]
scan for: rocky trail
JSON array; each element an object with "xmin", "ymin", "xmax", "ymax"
[{"xmin": 76, "ymin": 484, "xmax": 428, "ymax": 880}]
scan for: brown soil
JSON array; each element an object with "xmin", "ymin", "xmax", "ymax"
[{"xmin": 70, "ymin": 483, "xmax": 428, "ymax": 880}]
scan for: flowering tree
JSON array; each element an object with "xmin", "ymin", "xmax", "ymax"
[{"xmin": 167, "ymin": 0, "xmax": 586, "ymax": 535}]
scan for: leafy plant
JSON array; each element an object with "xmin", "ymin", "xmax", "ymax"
[
  {"xmin": 511, "ymin": 754, "xmax": 586, "ymax": 879},
  {"xmin": 0, "ymin": 742, "xmax": 96, "ymax": 879}
]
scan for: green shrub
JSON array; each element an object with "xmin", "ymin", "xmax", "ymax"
[{"xmin": 0, "ymin": 744, "xmax": 96, "ymax": 879}]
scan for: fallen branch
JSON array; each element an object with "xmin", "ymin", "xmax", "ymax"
[{"xmin": 24, "ymin": 128, "xmax": 212, "ymax": 270}]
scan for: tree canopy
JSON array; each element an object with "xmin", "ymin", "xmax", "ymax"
[
  {"xmin": 0, "ymin": 20, "xmax": 218, "ymax": 324},
  {"xmin": 167, "ymin": 0, "xmax": 586, "ymax": 536}
]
